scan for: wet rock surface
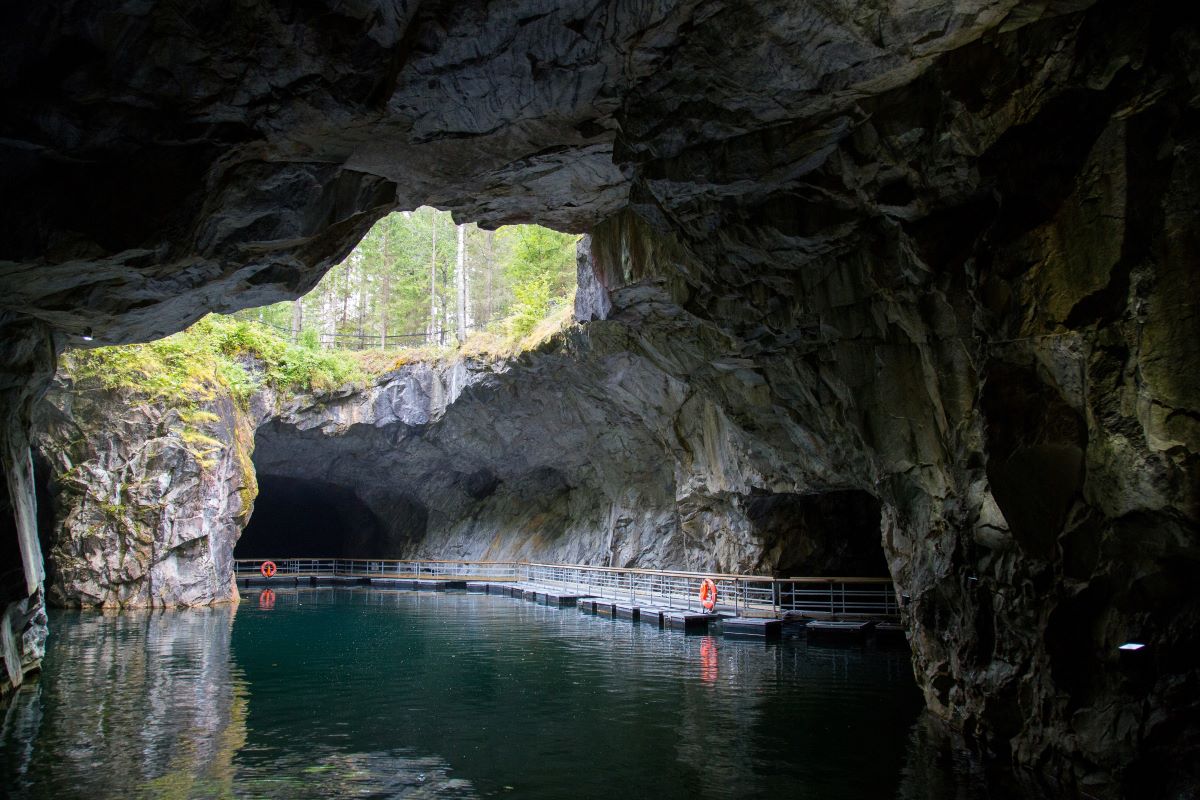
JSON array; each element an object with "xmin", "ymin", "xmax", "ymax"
[{"xmin": 0, "ymin": 0, "xmax": 1197, "ymax": 796}]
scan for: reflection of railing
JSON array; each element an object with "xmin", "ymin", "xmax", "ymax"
[{"xmin": 232, "ymin": 559, "xmax": 899, "ymax": 619}]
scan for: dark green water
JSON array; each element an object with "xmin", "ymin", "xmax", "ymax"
[{"xmin": 1, "ymin": 588, "xmax": 941, "ymax": 799}]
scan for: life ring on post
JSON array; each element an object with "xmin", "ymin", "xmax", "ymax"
[
  {"xmin": 699, "ymin": 578, "xmax": 718, "ymax": 611},
  {"xmin": 260, "ymin": 560, "xmax": 277, "ymax": 578}
]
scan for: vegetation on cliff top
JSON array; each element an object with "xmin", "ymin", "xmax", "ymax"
[
  {"xmin": 60, "ymin": 304, "xmax": 578, "ymax": 408},
  {"xmin": 60, "ymin": 315, "xmax": 366, "ymax": 405},
  {"xmin": 239, "ymin": 208, "xmax": 579, "ymax": 347},
  {"xmin": 60, "ymin": 212, "xmax": 581, "ymax": 406}
]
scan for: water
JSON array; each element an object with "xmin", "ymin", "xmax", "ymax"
[{"xmin": 2, "ymin": 588, "xmax": 933, "ymax": 799}]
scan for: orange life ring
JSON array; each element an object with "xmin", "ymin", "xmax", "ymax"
[
  {"xmin": 699, "ymin": 578, "xmax": 717, "ymax": 611},
  {"xmin": 260, "ymin": 560, "xmax": 277, "ymax": 578}
]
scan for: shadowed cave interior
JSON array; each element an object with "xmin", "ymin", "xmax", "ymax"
[
  {"xmin": 748, "ymin": 490, "xmax": 888, "ymax": 577},
  {"xmin": 0, "ymin": 480, "xmax": 23, "ymax": 605},
  {"xmin": 235, "ymin": 475, "xmax": 395, "ymax": 560}
]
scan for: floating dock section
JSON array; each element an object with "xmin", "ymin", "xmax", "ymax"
[
  {"xmin": 804, "ymin": 620, "xmax": 874, "ymax": 640},
  {"xmin": 721, "ymin": 618, "xmax": 782, "ymax": 639},
  {"xmin": 236, "ymin": 562, "xmax": 903, "ymax": 647}
]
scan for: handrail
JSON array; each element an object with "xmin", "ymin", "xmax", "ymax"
[
  {"xmin": 233, "ymin": 558, "xmax": 891, "ymax": 584},
  {"xmin": 231, "ymin": 558, "xmax": 900, "ymax": 619}
]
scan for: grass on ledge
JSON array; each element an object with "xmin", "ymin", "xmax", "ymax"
[
  {"xmin": 61, "ymin": 315, "xmax": 366, "ymax": 405},
  {"xmin": 62, "ymin": 299, "xmax": 579, "ymax": 408}
]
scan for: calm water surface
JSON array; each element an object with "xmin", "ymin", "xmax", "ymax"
[{"xmin": 1, "ymin": 588, "xmax": 938, "ymax": 799}]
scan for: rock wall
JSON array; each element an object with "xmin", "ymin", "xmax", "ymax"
[
  {"xmin": 2, "ymin": 0, "xmax": 1198, "ymax": 796},
  {"xmin": 32, "ymin": 377, "xmax": 262, "ymax": 608},
  {"xmin": 0, "ymin": 316, "xmax": 54, "ymax": 700},
  {"xmin": 250, "ymin": 303, "xmax": 889, "ymax": 575}
]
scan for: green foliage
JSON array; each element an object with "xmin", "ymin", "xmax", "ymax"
[
  {"xmin": 232, "ymin": 207, "xmax": 579, "ymax": 354},
  {"xmin": 298, "ymin": 328, "xmax": 320, "ymax": 350},
  {"xmin": 61, "ymin": 315, "xmax": 365, "ymax": 406},
  {"xmin": 505, "ymin": 274, "xmax": 552, "ymax": 339}
]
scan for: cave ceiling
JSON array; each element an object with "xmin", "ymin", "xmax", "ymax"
[{"xmin": 0, "ymin": 0, "xmax": 1131, "ymax": 344}]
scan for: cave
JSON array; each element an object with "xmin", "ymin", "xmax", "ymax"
[
  {"xmin": 1, "ymin": 1, "xmax": 1197, "ymax": 797},
  {"xmin": 235, "ymin": 475, "xmax": 388, "ymax": 560},
  {"xmin": 747, "ymin": 490, "xmax": 887, "ymax": 578}
]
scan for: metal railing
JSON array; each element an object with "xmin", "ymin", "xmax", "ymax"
[
  {"xmin": 250, "ymin": 315, "xmax": 503, "ymax": 352},
  {"xmin": 234, "ymin": 558, "xmax": 522, "ymax": 580},
  {"xmin": 233, "ymin": 559, "xmax": 898, "ymax": 619}
]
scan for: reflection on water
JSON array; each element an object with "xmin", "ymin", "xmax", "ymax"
[
  {"xmin": 3, "ymin": 605, "xmax": 245, "ymax": 799},
  {"xmin": 1, "ymin": 588, "xmax": 959, "ymax": 799}
]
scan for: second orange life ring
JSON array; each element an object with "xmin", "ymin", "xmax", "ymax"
[
  {"xmin": 260, "ymin": 560, "xmax": 277, "ymax": 578},
  {"xmin": 699, "ymin": 578, "xmax": 717, "ymax": 611}
]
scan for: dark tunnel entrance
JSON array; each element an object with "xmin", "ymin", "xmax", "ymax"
[
  {"xmin": 236, "ymin": 475, "xmax": 389, "ymax": 560},
  {"xmin": 0, "ymin": 465, "xmax": 26, "ymax": 605},
  {"xmin": 747, "ymin": 489, "xmax": 888, "ymax": 577}
]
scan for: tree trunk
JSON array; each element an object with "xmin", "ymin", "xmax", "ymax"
[
  {"xmin": 428, "ymin": 216, "xmax": 438, "ymax": 345},
  {"xmin": 379, "ymin": 269, "xmax": 390, "ymax": 349},
  {"xmin": 290, "ymin": 299, "xmax": 303, "ymax": 344},
  {"xmin": 357, "ymin": 253, "xmax": 370, "ymax": 349},
  {"xmin": 321, "ymin": 275, "xmax": 335, "ymax": 348},
  {"xmin": 340, "ymin": 260, "xmax": 351, "ymax": 330},
  {"xmin": 378, "ymin": 224, "xmax": 389, "ymax": 348},
  {"xmin": 455, "ymin": 223, "xmax": 468, "ymax": 343},
  {"xmin": 484, "ymin": 229, "xmax": 495, "ymax": 322}
]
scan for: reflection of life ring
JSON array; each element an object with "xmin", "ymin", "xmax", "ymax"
[
  {"xmin": 260, "ymin": 560, "xmax": 277, "ymax": 578},
  {"xmin": 258, "ymin": 589, "xmax": 276, "ymax": 610},
  {"xmin": 700, "ymin": 637, "xmax": 718, "ymax": 683},
  {"xmin": 699, "ymin": 578, "xmax": 717, "ymax": 611}
]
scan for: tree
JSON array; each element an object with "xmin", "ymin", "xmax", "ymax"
[
  {"xmin": 232, "ymin": 207, "xmax": 580, "ymax": 351},
  {"xmin": 455, "ymin": 222, "xmax": 468, "ymax": 342}
]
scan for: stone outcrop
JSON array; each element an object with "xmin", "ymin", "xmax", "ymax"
[
  {"xmin": 32, "ymin": 377, "xmax": 262, "ymax": 608},
  {"xmin": 0, "ymin": 1, "xmax": 1197, "ymax": 797}
]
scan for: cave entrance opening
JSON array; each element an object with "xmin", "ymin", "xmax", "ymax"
[
  {"xmin": 230, "ymin": 207, "xmax": 581, "ymax": 353},
  {"xmin": 748, "ymin": 489, "xmax": 889, "ymax": 577},
  {"xmin": 235, "ymin": 475, "xmax": 386, "ymax": 560}
]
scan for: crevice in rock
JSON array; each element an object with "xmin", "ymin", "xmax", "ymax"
[{"xmin": 30, "ymin": 453, "xmax": 55, "ymax": 599}]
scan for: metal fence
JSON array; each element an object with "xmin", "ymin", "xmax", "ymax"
[
  {"xmin": 233, "ymin": 558, "xmax": 898, "ymax": 619},
  {"xmin": 251, "ymin": 317, "xmax": 501, "ymax": 352}
]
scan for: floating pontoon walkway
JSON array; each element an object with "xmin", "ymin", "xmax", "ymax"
[{"xmin": 236, "ymin": 558, "xmax": 904, "ymax": 638}]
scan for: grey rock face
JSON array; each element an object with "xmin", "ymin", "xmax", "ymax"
[
  {"xmin": 253, "ymin": 313, "xmax": 888, "ymax": 576},
  {"xmin": 0, "ymin": 0, "xmax": 1098, "ymax": 345},
  {"xmin": 0, "ymin": 315, "xmax": 54, "ymax": 700},
  {"xmin": 32, "ymin": 382, "xmax": 260, "ymax": 608},
  {"xmin": 1, "ymin": 0, "xmax": 1198, "ymax": 797}
]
